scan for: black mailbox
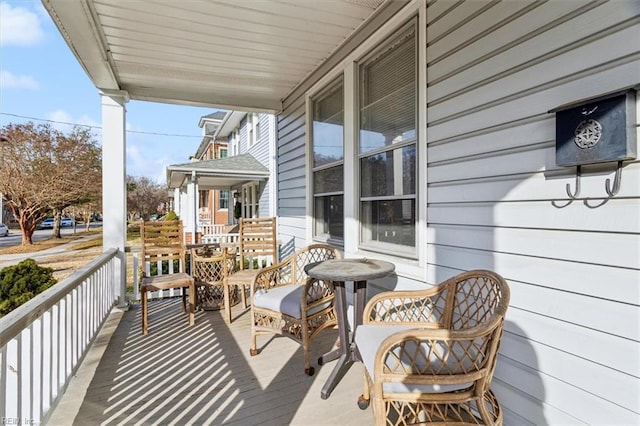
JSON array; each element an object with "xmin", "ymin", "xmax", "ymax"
[{"xmin": 554, "ymin": 90, "xmax": 637, "ymax": 167}]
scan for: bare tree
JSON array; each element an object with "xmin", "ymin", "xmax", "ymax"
[
  {"xmin": 127, "ymin": 175, "xmax": 168, "ymax": 221},
  {"xmin": 0, "ymin": 122, "xmax": 101, "ymax": 244},
  {"xmin": 47, "ymin": 126, "xmax": 102, "ymax": 238}
]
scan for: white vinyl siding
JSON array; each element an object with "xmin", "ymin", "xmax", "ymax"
[
  {"xmin": 275, "ymin": 0, "xmax": 640, "ymax": 424},
  {"xmin": 277, "ymin": 101, "xmax": 309, "ymax": 248},
  {"xmin": 231, "ymin": 113, "xmax": 275, "ymax": 219},
  {"xmin": 425, "ymin": 1, "xmax": 639, "ymax": 424}
]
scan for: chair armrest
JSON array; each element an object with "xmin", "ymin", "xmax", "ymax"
[
  {"xmin": 301, "ymin": 277, "xmax": 335, "ymax": 310},
  {"xmin": 371, "ymin": 322, "xmax": 502, "ymax": 379},
  {"xmin": 250, "ymin": 255, "xmax": 296, "ymax": 297},
  {"xmin": 363, "ymin": 285, "xmax": 449, "ymax": 326}
]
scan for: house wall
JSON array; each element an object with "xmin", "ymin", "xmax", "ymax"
[
  {"xmin": 235, "ymin": 113, "xmax": 275, "ymax": 218},
  {"xmin": 276, "ymin": 0, "xmax": 639, "ymax": 424}
]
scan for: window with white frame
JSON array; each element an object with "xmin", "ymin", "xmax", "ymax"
[
  {"xmin": 199, "ymin": 190, "xmax": 209, "ymax": 208},
  {"xmin": 255, "ymin": 116, "xmax": 261, "ymax": 145},
  {"xmin": 219, "ymin": 190, "xmax": 229, "ymax": 209},
  {"xmin": 248, "ymin": 113, "xmax": 259, "ymax": 147},
  {"xmin": 358, "ymin": 19, "xmax": 416, "ymax": 257},
  {"xmin": 231, "ymin": 131, "xmax": 238, "ymax": 156},
  {"xmin": 311, "ymin": 76, "xmax": 344, "ymax": 242}
]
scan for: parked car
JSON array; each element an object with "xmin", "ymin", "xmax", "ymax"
[
  {"xmin": 39, "ymin": 218, "xmax": 55, "ymax": 229},
  {"xmin": 61, "ymin": 217, "xmax": 74, "ymax": 227},
  {"xmin": 0, "ymin": 223, "xmax": 8, "ymax": 237}
]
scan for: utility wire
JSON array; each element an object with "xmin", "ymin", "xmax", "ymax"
[{"xmin": 0, "ymin": 112, "xmax": 202, "ymax": 138}]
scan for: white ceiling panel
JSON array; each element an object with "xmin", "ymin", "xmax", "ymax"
[{"xmin": 43, "ymin": 0, "xmax": 387, "ymax": 112}]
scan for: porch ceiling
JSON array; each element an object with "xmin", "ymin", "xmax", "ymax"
[{"xmin": 43, "ymin": 0, "xmax": 387, "ymax": 112}]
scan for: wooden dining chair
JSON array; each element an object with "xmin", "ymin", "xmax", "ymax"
[
  {"xmin": 139, "ymin": 220, "xmax": 195, "ymax": 335},
  {"xmin": 223, "ymin": 217, "xmax": 277, "ymax": 323}
]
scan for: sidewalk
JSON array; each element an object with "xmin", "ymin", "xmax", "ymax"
[{"xmin": 0, "ymin": 233, "xmax": 102, "ymax": 269}]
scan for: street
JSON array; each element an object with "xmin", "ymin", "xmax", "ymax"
[{"xmin": 0, "ymin": 224, "xmax": 100, "ymax": 249}]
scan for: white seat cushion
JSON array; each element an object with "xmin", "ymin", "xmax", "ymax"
[
  {"xmin": 254, "ymin": 286, "xmax": 303, "ymax": 318},
  {"xmin": 355, "ymin": 324, "xmax": 473, "ymax": 394},
  {"xmin": 253, "ymin": 285, "xmax": 332, "ymax": 319}
]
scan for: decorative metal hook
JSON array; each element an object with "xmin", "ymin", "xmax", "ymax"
[
  {"xmin": 605, "ymin": 161, "xmax": 623, "ymax": 197},
  {"xmin": 566, "ymin": 165, "xmax": 581, "ymax": 199}
]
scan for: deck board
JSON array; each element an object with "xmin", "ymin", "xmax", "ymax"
[{"xmin": 48, "ymin": 298, "xmax": 373, "ymax": 425}]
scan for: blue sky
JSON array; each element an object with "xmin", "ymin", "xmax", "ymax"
[{"xmin": 0, "ymin": 0, "xmax": 221, "ymax": 183}]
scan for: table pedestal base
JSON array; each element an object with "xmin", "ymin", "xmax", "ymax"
[
  {"xmin": 321, "ymin": 353, "xmax": 354, "ymax": 399},
  {"xmin": 318, "ymin": 347, "xmax": 341, "ymax": 365},
  {"xmin": 318, "ymin": 280, "xmax": 366, "ymax": 399},
  {"xmin": 303, "ymin": 259, "xmax": 395, "ymax": 400}
]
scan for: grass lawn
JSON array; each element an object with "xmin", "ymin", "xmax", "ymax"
[{"xmin": 0, "ymin": 226, "xmax": 142, "ymax": 284}]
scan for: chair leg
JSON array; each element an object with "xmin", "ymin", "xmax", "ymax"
[
  {"xmin": 181, "ymin": 289, "xmax": 187, "ymax": 312},
  {"xmin": 223, "ymin": 280, "xmax": 232, "ymax": 324},
  {"xmin": 188, "ymin": 283, "xmax": 195, "ymax": 326},
  {"xmin": 302, "ymin": 337, "xmax": 316, "ymax": 376},
  {"xmin": 241, "ymin": 283, "xmax": 248, "ymax": 309},
  {"xmin": 141, "ymin": 289, "xmax": 148, "ymax": 335},
  {"xmin": 373, "ymin": 396, "xmax": 386, "ymax": 426},
  {"xmin": 476, "ymin": 391, "xmax": 497, "ymax": 425},
  {"xmin": 250, "ymin": 327, "xmax": 259, "ymax": 356},
  {"xmin": 358, "ymin": 370, "xmax": 371, "ymax": 410}
]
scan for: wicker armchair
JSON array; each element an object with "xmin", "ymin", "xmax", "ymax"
[
  {"xmin": 354, "ymin": 270, "xmax": 510, "ymax": 426},
  {"xmin": 250, "ymin": 243, "xmax": 341, "ymax": 376}
]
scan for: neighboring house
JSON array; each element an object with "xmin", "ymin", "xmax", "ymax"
[
  {"xmin": 168, "ymin": 111, "xmax": 277, "ymax": 243},
  {"xmin": 43, "ymin": 1, "xmax": 639, "ymax": 424},
  {"xmin": 192, "ymin": 111, "xmax": 230, "ymax": 231}
]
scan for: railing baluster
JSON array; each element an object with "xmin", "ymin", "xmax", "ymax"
[
  {"xmin": 0, "ymin": 249, "xmax": 121, "ymax": 424},
  {"xmin": 6, "ymin": 338, "xmax": 19, "ymax": 419}
]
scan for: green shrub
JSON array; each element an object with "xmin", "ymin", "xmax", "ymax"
[
  {"xmin": 0, "ymin": 259, "xmax": 57, "ymax": 317},
  {"xmin": 164, "ymin": 211, "xmax": 179, "ymax": 221}
]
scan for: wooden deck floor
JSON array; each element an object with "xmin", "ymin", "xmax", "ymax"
[{"xmin": 48, "ymin": 298, "xmax": 373, "ymax": 425}]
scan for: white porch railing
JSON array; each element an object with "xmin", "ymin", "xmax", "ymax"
[
  {"xmin": 201, "ymin": 233, "xmax": 239, "ymax": 245},
  {"xmin": 0, "ymin": 248, "xmax": 119, "ymax": 425},
  {"xmin": 199, "ymin": 223, "xmax": 228, "ymax": 236}
]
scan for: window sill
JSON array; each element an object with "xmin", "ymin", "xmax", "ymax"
[{"xmin": 345, "ymin": 247, "xmax": 425, "ymax": 283}]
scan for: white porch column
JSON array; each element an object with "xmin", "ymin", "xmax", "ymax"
[
  {"xmin": 101, "ymin": 91, "xmax": 129, "ymax": 306},
  {"xmin": 178, "ymin": 188, "xmax": 188, "ymax": 222},
  {"xmin": 186, "ymin": 171, "xmax": 199, "ymax": 243},
  {"xmin": 268, "ymin": 114, "xmax": 278, "ymax": 217},
  {"xmin": 173, "ymin": 187, "xmax": 180, "ymax": 216}
]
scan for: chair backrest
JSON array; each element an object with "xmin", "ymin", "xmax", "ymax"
[
  {"xmin": 364, "ymin": 270, "xmax": 509, "ymax": 389},
  {"xmin": 238, "ymin": 217, "xmax": 277, "ymax": 270},
  {"xmin": 191, "ymin": 246, "xmax": 238, "ymax": 285},
  {"xmin": 386, "ymin": 270, "xmax": 510, "ymax": 388},
  {"xmin": 140, "ymin": 220, "xmax": 187, "ymax": 276},
  {"xmin": 253, "ymin": 243, "xmax": 341, "ymax": 291},
  {"xmin": 290, "ymin": 243, "xmax": 341, "ymax": 284},
  {"xmin": 443, "ymin": 270, "xmax": 510, "ymax": 331}
]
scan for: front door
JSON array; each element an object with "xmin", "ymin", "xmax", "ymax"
[{"xmin": 242, "ymin": 182, "xmax": 260, "ymax": 218}]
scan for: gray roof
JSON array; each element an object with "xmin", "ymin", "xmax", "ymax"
[
  {"xmin": 201, "ymin": 111, "xmax": 227, "ymax": 121},
  {"xmin": 193, "ymin": 135, "xmax": 214, "ymax": 159},
  {"xmin": 167, "ymin": 153, "xmax": 269, "ymax": 189}
]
